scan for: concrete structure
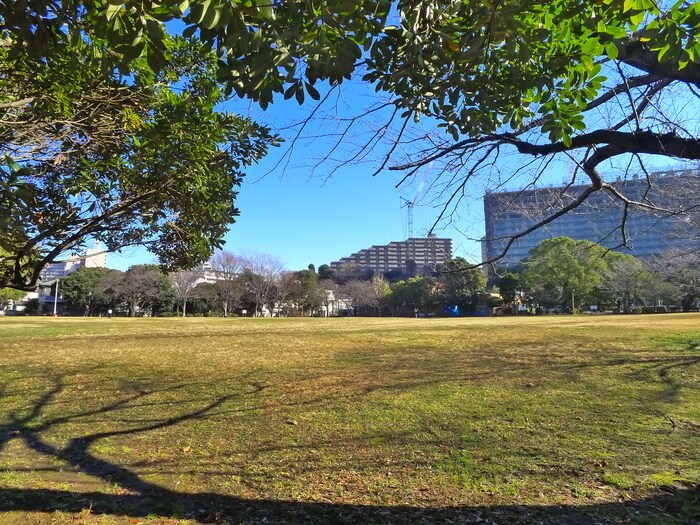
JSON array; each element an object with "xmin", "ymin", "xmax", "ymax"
[
  {"xmin": 195, "ymin": 262, "xmax": 234, "ymax": 285},
  {"xmin": 1, "ymin": 247, "xmax": 110, "ymax": 314},
  {"xmin": 482, "ymin": 170, "xmax": 700, "ymax": 267},
  {"xmin": 330, "ymin": 236, "xmax": 453, "ymax": 275},
  {"xmin": 40, "ymin": 245, "xmax": 108, "ymax": 281}
]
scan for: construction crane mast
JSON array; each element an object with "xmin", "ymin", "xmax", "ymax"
[
  {"xmin": 400, "ymin": 168, "xmax": 431, "ymax": 239},
  {"xmin": 400, "ymin": 197, "xmax": 415, "ymax": 238}
]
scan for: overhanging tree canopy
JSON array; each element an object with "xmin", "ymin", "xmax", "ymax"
[
  {"xmin": 0, "ymin": 36, "xmax": 275, "ymax": 290},
  {"xmin": 3, "ymin": 1, "xmax": 700, "ymax": 283},
  {"xmin": 359, "ymin": 0, "xmax": 700, "ymax": 262}
]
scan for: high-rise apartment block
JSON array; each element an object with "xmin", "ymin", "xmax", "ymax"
[
  {"xmin": 482, "ymin": 170, "xmax": 700, "ymax": 267},
  {"xmin": 330, "ymin": 236, "xmax": 453, "ymax": 274}
]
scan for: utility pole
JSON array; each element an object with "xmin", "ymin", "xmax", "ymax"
[{"xmin": 52, "ymin": 279, "xmax": 59, "ymax": 316}]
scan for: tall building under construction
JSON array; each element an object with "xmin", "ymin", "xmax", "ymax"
[{"xmin": 481, "ymin": 170, "xmax": 700, "ymax": 267}]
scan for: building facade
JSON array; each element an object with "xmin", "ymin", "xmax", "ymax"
[
  {"xmin": 482, "ymin": 170, "xmax": 700, "ymax": 267},
  {"xmin": 40, "ymin": 246, "xmax": 108, "ymax": 281},
  {"xmin": 330, "ymin": 236, "xmax": 453, "ymax": 275}
]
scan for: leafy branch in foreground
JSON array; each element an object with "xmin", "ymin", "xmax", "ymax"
[
  {"xmin": 0, "ymin": 37, "xmax": 276, "ymax": 290},
  {"xmin": 3, "ymin": 1, "xmax": 700, "ymax": 275}
]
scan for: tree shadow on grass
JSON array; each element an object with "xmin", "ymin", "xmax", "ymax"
[
  {"xmin": 0, "ymin": 483, "xmax": 698, "ymax": 524},
  {"xmin": 0, "ymin": 370, "xmax": 698, "ymax": 524}
]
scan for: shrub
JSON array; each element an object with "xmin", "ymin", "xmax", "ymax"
[{"xmin": 24, "ymin": 298, "xmax": 41, "ymax": 314}]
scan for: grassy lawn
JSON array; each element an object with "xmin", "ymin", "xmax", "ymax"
[{"xmin": 0, "ymin": 314, "xmax": 698, "ymax": 524}]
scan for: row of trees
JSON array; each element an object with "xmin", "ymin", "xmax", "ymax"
[
  {"xmin": 25, "ymin": 251, "xmax": 489, "ymax": 317},
  {"xmin": 498, "ymin": 237, "xmax": 700, "ymax": 313},
  {"xmin": 11, "ymin": 240, "xmax": 697, "ymax": 317}
]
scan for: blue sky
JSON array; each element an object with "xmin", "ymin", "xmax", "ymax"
[
  {"xmin": 108, "ymin": 141, "xmax": 487, "ymax": 271},
  {"xmin": 106, "ymin": 65, "xmax": 685, "ymax": 273},
  {"xmin": 108, "ymin": 80, "xmax": 488, "ymax": 272}
]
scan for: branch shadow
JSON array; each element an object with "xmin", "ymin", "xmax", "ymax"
[
  {"xmin": 0, "ymin": 360, "xmax": 698, "ymax": 524},
  {"xmin": 0, "ymin": 485, "xmax": 698, "ymax": 524}
]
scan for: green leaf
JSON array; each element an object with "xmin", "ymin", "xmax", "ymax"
[
  {"xmin": 182, "ymin": 24, "xmax": 198, "ymax": 38},
  {"xmin": 629, "ymin": 10, "xmax": 645, "ymax": 26},
  {"xmin": 283, "ymin": 83, "xmax": 296, "ymax": 100},
  {"xmin": 256, "ymin": 1, "xmax": 276, "ymax": 20},
  {"xmin": 177, "ymin": 0, "xmax": 190, "ymax": 15},
  {"xmin": 604, "ymin": 41, "xmax": 619, "ymax": 60},
  {"xmin": 657, "ymin": 43, "xmax": 671, "ymax": 62},
  {"xmin": 305, "ymin": 82, "xmax": 320, "ymax": 100},
  {"xmin": 201, "ymin": 5, "xmax": 221, "ymax": 30},
  {"xmin": 105, "ymin": 3, "xmax": 122, "ymax": 22},
  {"xmin": 604, "ymin": 25, "xmax": 629, "ymax": 39}
]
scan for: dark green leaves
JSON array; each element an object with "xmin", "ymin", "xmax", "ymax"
[{"xmin": 0, "ymin": 36, "xmax": 276, "ymax": 290}]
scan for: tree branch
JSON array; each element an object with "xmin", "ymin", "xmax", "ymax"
[
  {"xmin": 504, "ymin": 130, "xmax": 700, "ymax": 162},
  {"xmin": 617, "ymin": 38, "xmax": 700, "ymax": 88}
]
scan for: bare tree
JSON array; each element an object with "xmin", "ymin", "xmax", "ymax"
[
  {"xmin": 370, "ymin": 274, "xmax": 391, "ymax": 315},
  {"xmin": 318, "ymin": 279, "xmax": 339, "ymax": 317},
  {"xmin": 170, "ymin": 270, "xmax": 203, "ymax": 317},
  {"xmin": 649, "ymin": 250, "xmax": 700, "ymax": 312},
  {"xmin": 242, "ymin": 251, "xmax": 284, "ymax": 317},
  {"xmin": 340, "ymin": 280, "xmax": 377, "ymax": 316},
  {"xmin": 269, "ymin": 271, "xmax": 298, "ymax": 317},
  {"xmin": 209, "ymin": 250, "xmax": 244, "ymax": 318},
  {"xmin": 602, "ymin": 257, "xmax": 656, "ymax": 313}
]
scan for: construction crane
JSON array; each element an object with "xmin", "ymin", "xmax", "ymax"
[
  {"xmin": 400, "ymin": 168, "xmax": 431, "ymax": 239},
  {"xmin": 400, "ymin": 196, "xmax": 415, "ymax": 239}
]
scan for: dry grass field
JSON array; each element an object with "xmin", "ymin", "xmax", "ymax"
[{"xmin": 0, "ymin": 314, "xmax": 698, "ymax": 524}]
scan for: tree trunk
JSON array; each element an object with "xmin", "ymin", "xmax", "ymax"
[
  {"xmin": 682, "ymin": 295, "xmax": 694, "ymax": 312},
  {"xmin": 182, "ymin": 300, "xmax": 187, "ymax": 317}
]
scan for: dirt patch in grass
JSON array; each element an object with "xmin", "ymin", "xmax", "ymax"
[{"xmin": 0, "ymin": 315, "xmax": 698, "ymax": 524}]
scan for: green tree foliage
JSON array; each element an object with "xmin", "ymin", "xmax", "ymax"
[
  {"xmin": 521, "ymin": 237, "xmax": 618, "ymax": 310},
  {"xmin": 1, "ymin": 0, "xmax": 391, "ymax": 108},
  {"xmin": 317, "ymin": 264, "xmax": 334, "ymax": 281},
  {"xmin": 23, "ymin": 297, "xmax": 40, "ymax": 314},
  {"xmin": 390, "ymin": 277, "xmax": 436, "ymax": 316},
  {"xmin": 1, "ymin": 36, "xmax": 274, "ymax": 291},
  {"xmin": 497, "ymin": 273, "xmax": 521, "ymax": 306},
  {"xmin": 59, "ymin": 266, "xmax": 120, "ymax": 315},
  {"xmin": 294, "ymin": 268, "xmax": 323, "ymax": 316},
  {"xmin": 5, "ymin": 1, "xmax": 693, "ymax": 133},
  {"xmin": 189, "ymin": 282, "xmax": 222, "ymax": 315},
  {"xmin": 435, "ymin": 257, "xmax": 486, "ymax": 312},
  {"xmin": 4, "ymin": 1, "xmax": 699, "ymax": 279},
  {"xmin": 0, "ymin": 287, "xmax": 24, "ymax": 309},
  {"xmin": 101, "ymin": 264, "xmax": 174, "ymax": 317}
]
